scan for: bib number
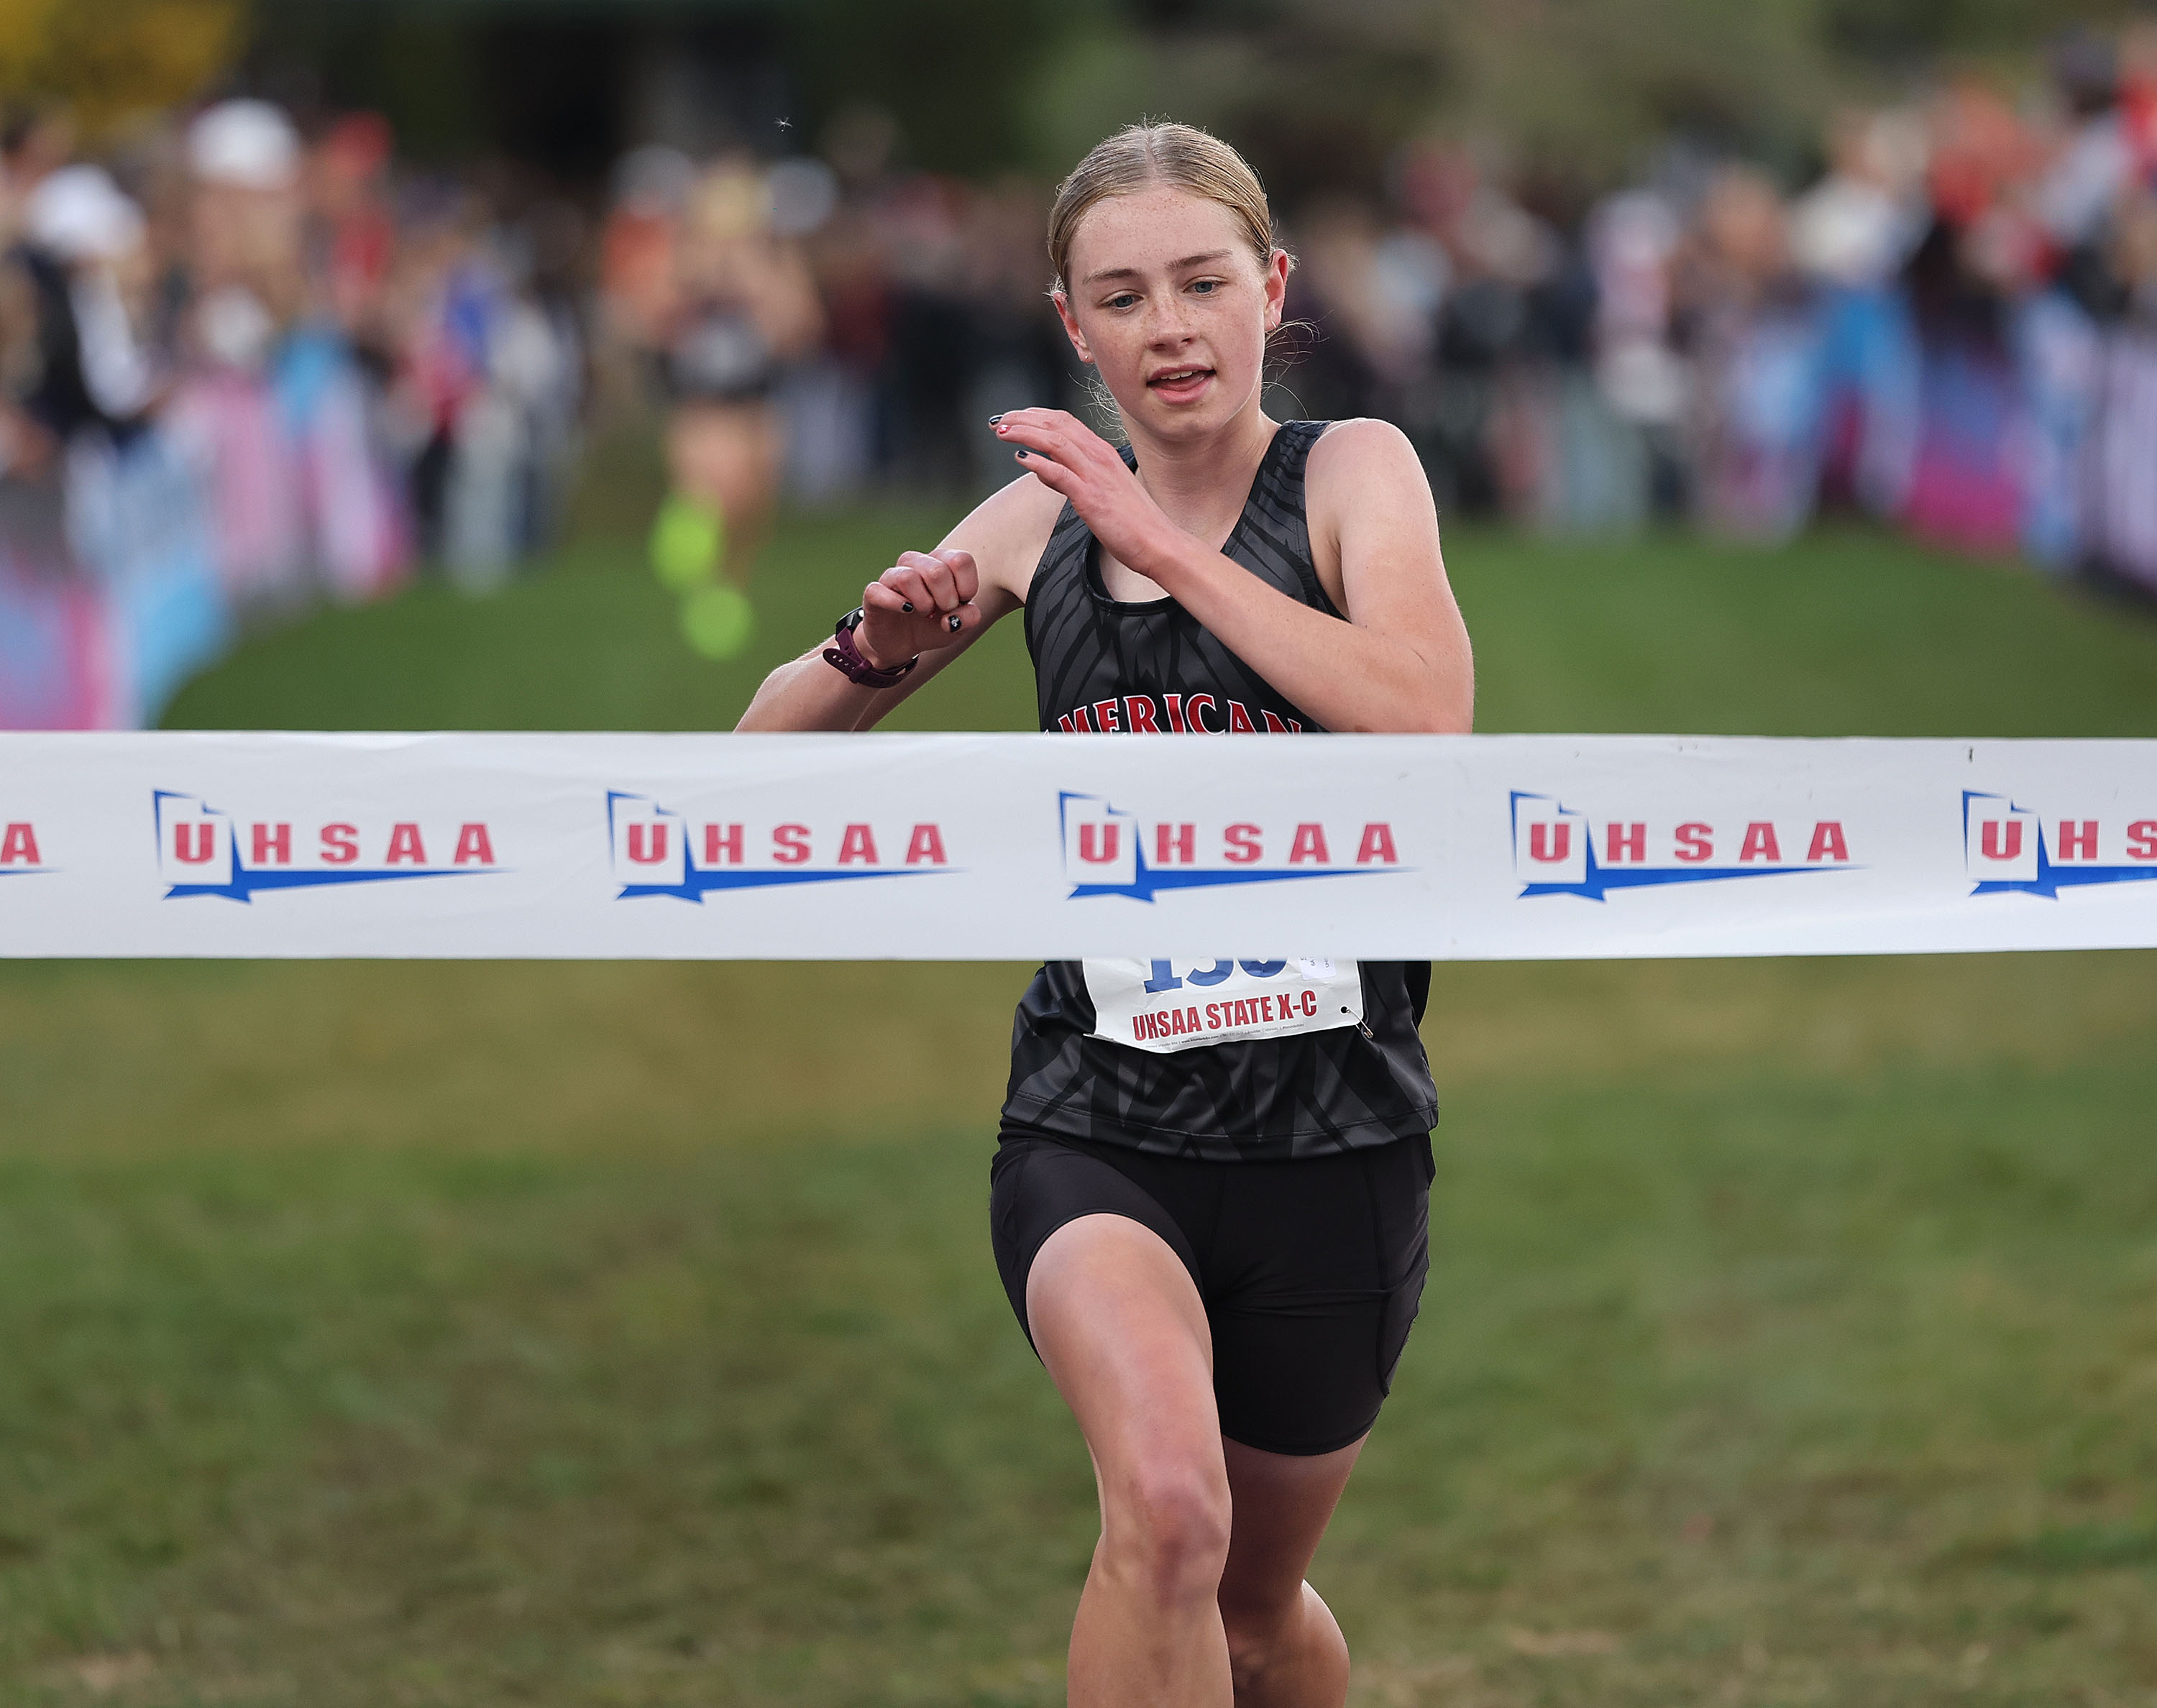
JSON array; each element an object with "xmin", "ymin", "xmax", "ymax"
[{"xmin": 1082, "ymin": 958, "xmax": 1365, "ymax": 1055}]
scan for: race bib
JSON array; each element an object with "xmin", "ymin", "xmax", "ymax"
[{"xmin": 1082, "ymin": 958, "xmax": 1365, "ymax": 1055}]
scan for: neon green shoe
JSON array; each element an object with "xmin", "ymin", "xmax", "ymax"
[
  {"xmin": 681, "ymin": 582, "xmax": 756, "ymax": 661},
  {"xmin": 649, "ymin": 494, "xmax": 724, "ymax": 594}
]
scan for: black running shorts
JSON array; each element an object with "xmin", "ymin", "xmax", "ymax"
[{"xmin": 988, "ymin": 1130, "xmax": 1434, "ymax": 1456}]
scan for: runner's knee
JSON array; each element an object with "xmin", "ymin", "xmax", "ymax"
[
  {"xmin": 1220, "ymin": 1593, "xmax": 1295, "ymax": 1692},
  {"xmin": 1222, "ymin": 1584, "xmax": 1345, "ymax": 1700},
  {"xmin": 1100, "ymin": 1452, "xmax": 1232, "ymax": 1601}
]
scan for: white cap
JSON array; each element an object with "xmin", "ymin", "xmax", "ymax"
[
  {"xmin": 22, "ymin": 165, "xmax": 145, "ymax": 264},
  {"xmin": 188, "ymin": 98, "xmax": 301, "ymax": 190}
]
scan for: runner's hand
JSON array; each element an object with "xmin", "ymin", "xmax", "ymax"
[
  {"xmin": 992, "ymin": 409, "xmax": 1183, "ymax": 582},
  {"xmin": 858, "ymin": 548, "xmax": 985, "ymax": 668}
]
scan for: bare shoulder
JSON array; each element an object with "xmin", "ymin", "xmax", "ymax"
[
  {"xmin": 937, "ymin": 471, "xmax": 1069, "ymax": 605},
  {"xmin": 1306, "ymin": 420, "xmax": 1439, "ymax": 609},
  {"xmin": 1306, "ymin": 417, "xmax": 1432, "ymax": 508}
]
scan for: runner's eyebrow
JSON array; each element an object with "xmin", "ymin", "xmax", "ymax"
[{"xmin": 1081, "ymin": 251, "xmax": 1235, "ymax": 285}]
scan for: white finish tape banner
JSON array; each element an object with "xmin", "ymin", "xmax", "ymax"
[{"xmin": 1, "ymin": 732, "xmax": 2154, "ymax": 960}]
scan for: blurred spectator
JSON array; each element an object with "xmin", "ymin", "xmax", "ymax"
[
  {"xmin": 2091, "ymin": 188, "xmax": 2157, "ymax": 589},
  {"xmin": 4, "ymin": 151, "xmax": 226, "ymax": 728},
  {"xmin": 1679, "ymin": 166, "xmax": 1826, "ymax": 541},
  {"xmin": 1792, "ymin": 109, "xmax": 1928, "ymax": 291},
  {"xmin": 1388, "ymin": 140, "xmax": 1551, "ymax": 514},
  {"xmin": 1791, "ymin": 109, "xmax": 1925, "ymax": 523},
  {"xmin": 787, "ymin": 123, "xmax": 888, "ymax": 504},
  {"xmin": 19, "ymin": 165, "xmax": 155, "ymax": 439},
  {"xmin": 959, "ymin": 175, "xmax": 1071, "ymax": 492},
  {"xmin": 390, "ymin": 181, "xmax": 580, "ymax": 593},
  {"xmin": 308, "ymin": 112, "xmax": 398, "ymax": 347},
  {"xmin": 875, "ymin": 170, "xmax": 979, "ymax": 497},
  {"xmin": 1588, "ymin": 187, "xmax": 1688, "ymax": 520},
  {"xmin": 1899, "ymin": 86, "xmax": 2047, "ymax": 557},
  {"xmin": 170, "ymin": 98, "xmax": 405, "ymax": 610}
]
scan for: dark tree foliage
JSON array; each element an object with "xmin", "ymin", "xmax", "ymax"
[{"xmin": 238, "ymin": 0, "xmax": 2145, "ymax": 189}]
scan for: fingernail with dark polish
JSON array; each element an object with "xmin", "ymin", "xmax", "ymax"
[
  {"xmin": 988, "ymin": 414, "xmax": 1003, "ymax": 423},
  {"xmin": 901, "ymin": 600, "xmax": 913, "ymax": 612},
  {"xmin": 948, "ymin": 614, "xmax": 963, "ymax": 632}
]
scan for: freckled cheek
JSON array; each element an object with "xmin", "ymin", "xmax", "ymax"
[
  {"xmin": 1089, "ymin": 320, "xmax": 1154, "ymax": 384},
  {"xmin": 1206, "ymin": 320, "xmax": 1267, "ymax": 387}
]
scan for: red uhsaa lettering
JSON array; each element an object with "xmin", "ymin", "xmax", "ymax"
[
  {"xmin": 251, "ymin": 823, "xmax": 293, "ymax": 865},
  {"xmin": 762, "ymin": 824, "xmax": 951, "ymax": 866},
  {"xmin": 0, "ymin": 822, "xmax": 40, "ymax": 865},
  {"xmin": 1203, "ymin": 822, "xmax": 1396, "ymax": 865},
  {"xmin": 1136, "ymin": 991, "xmax": 1325, "ymax": 1042},
  {"xmin": 243, "ymin": 822, "xmax": 495, "ymax": 866},
  {"xmin": 704, "ymin": 823, "xmax": 745, "ymax": 865},
  {"xmin": 2057, "ymin": 819, "xmax": 2099, "ymax": 860},
  {"xmin": 1135, "ymin": 1005, "xmax": 1205, "ymax": 1042},
  {"xmin": 694, "ymin": 820, "xmax": 952, "ymax": 868},
  {"xmin": 1665, "ymin": 821, "xmax": 1852, "ymax": 863},
  {"xmin": 452, "ymin": 823, "xmax": 495, "ymax": 866}
]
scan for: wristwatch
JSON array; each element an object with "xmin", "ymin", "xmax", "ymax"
[{"xmin": 823, "ymin": 608, "xmax": 919, "ymax": 689}]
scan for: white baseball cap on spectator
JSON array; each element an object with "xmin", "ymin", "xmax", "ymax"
[
  {"xmin": 188, "ymin": 98, "xmax": 301, "ymax": 190},
  {"xmin": 22, "ymin": 164, "xmax": 145, "ymax": 264}
]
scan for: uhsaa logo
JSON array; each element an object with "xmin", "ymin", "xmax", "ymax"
[
  {"xmin": 606, "ymin": 791, "xmax": 955, "ymax": 901},
  {"xmin": 155, "ymin": 791, "xmax": 501, "ymax": 901},
  {"xmin": 1511, "ymin": 791, "xmax": 1854, "ymax": 900},
  {"xmin": 1963, "ymin": 791, "xmax": 2157, "ymax": 897},
  {"xmin": 1057, "ymin": 791, "xmax": 1405, "ymax": 904}
]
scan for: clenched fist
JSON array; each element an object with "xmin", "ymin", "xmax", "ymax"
[{"xmin": 858, "ymin": 548, "xmax": 986, "ymax": 669}]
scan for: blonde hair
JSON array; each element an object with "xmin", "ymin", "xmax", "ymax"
[{"xmin": 1047, "ymin": 121, "xmax": 1278, "ymax": 296}]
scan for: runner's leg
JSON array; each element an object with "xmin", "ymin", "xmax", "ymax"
[
  {"xmin": 1027, "ymin": 1211, "xmax": 1235, "ymax": 1708},
  {"xmin": 1217, "ymin": 1434, "xmax": 1364, "ymax": 1708}
]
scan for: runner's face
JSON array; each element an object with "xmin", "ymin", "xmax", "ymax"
[{"xmin": 1057, "ymin": 185, "xmax": 1286, "ymax": 437}]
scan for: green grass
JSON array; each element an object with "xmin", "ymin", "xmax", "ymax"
[
  {"xmin": 10, "ymin": 490, "xmax": 2157, "ymax": 1704},
  {"xmin": 167, "ymin": 504, "xmax": 2157, "ymax": 739}
]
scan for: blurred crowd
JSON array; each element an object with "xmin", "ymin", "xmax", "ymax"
[
  {"xmin": 0, "ymin": 93, "xmax": 1076, "ymax": 720},
  {"xmin": 0, "ymin": 96, "xmax": 584, "ymax": 727},
  {"xmin": 1285, "ymin": 23, "xmax": 2157, "ymax": 580},
  {"xmin": 9, "ymin": 23, "xmax": 2157, "ymax": 725}
]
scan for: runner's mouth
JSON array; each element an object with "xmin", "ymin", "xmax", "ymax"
[{"xmin": 1147, "ymin": 366, "xmax": 1214, "ymax": 392}]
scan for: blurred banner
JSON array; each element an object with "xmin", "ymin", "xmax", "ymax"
[{"xmin": 1, "ymin": 732, "xmax": 2155, "ymax": 960}]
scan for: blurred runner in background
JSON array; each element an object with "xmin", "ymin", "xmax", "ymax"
[{"xmin": 628, "ymin": 150, "xmax": 823, "ymax": 659}]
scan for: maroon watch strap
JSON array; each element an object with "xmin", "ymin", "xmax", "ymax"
[{"xmin": 823, "ymin": 608, "xmax": 918, "ymax": 689}]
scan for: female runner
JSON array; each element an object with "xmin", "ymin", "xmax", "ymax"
[{"xmin": 740, "ymin": 122, "xmax": 1473, "ymax": 1706}]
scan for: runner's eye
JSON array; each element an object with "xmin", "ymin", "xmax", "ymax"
[
  {"xmin": 1189, "ymin": 278, "xmax": 1222, "ymax": 295},
  {"xmin": 1104, "ymin": 293, "xmax": 1140, "ymax": 311}
]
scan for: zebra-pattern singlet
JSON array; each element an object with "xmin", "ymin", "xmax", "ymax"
[{"xmin": 999, "ymin": 420, "xmax": 1440, "ymax": 1162}]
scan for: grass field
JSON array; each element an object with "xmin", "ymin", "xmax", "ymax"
[{"xmin": 6, "ymin": 482, "xmax": 2157, "ymax": 1706}]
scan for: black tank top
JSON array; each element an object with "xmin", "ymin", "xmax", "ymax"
[{"xmin": 999, "ymin": 420, "xmax": 1440, "ymax": 1162}]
